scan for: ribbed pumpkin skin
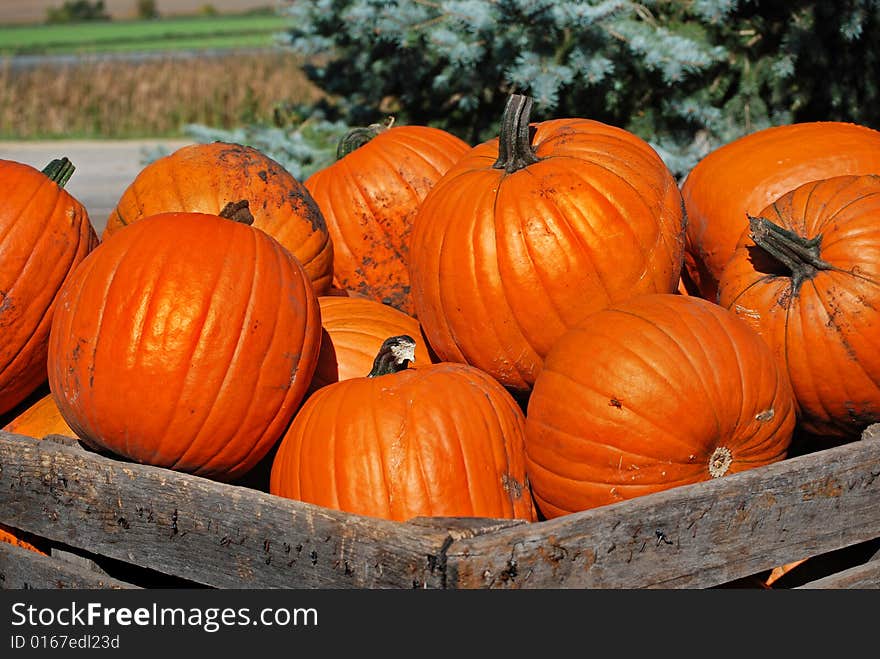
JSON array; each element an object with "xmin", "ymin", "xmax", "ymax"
[
  {"xmin": 681, "ymin": 122, "xmax": 880, "ymax": 302},
  {"xmin": 409, "ymin": 118, "xmax": 686, "ymax": 392},
  {"xmin": 718, "ymin": 175, "xmax": 880, "ymax": 440},
  {"xmin": 102, "ymin": 142, "xmax": 334, "ymax": 295},
  {"xmin": 305, "ymin": 126, "xmax": 470, "ymax": 315},
  {"xmin": 0, "ymin": 160, "xmax": 98, "ymax": 416},
  {"xmin": 2, "ymin": 392, "xmax": 76, "ymax": 439},
  {"xmin": 525, "ymin": 294, "xmax": 796, "ymax": 519},
  {"xmin": 48, "ymin": 212, "xmax": 322, "ymax": 482},
  {"xmin": 310, "ymin": 296, "xmax": 436, "ymax": 393},
  {"xmin": 271, "ymin": 362, "xmax": 537, "ymax": 522}
]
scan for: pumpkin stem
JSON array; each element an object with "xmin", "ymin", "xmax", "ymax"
[
  {"xmin": 219, "ymin": 200, "xmax": 255, "ymax": 225},
  {"xmin": 42, "ymin": 157, "xmax": 75, "ymax": 188},
  {"xmin": 493, "ymin": 93, "xmax": 540, "ymax": 173},
  {"xmin": 336, "ymin": 116, "xmax": 395, "ymax": 159},
  {"xmin": 368, "ymin": 335, "xmax": 417, "ymax": 377},
  {"xmin": 748, "ymin": 214, "xmax": 834, "ymax": 294}
]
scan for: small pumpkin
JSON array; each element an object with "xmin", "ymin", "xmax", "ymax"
[
  {"xmin": 271, "ymin": 336, "xmax": 536, "ymax": 522},
  {"xmin": 681, "ymin": 121, "xmax": 880, "ymax": 302},
  {"xmin": 718, "ymin": 174, "xmax": 880, "ymax": 441},
  {"xmin": 305, "ymin": 118, "xmax": 470, "ymax": 315},
  {"xmin": 409, "ymin": 94, "xmax": 686, "ymax": 392},
  {"xmin": 0, "ymin": 157, "xmax": 98, "ymax": 417},
  {"xmin": 102, "ymin": 141, "xmax": 334, "ymax": 295},
  {"xmin": 525, "ymin": 293, "xmax": 796, "ymax": 519},
  {"xmin": 309, "ymin": 295, "xmax": 436, "ymax": 394},
  {"xmin": 48, "ymin": 208, "xmax": 321, "ymax": 482}
]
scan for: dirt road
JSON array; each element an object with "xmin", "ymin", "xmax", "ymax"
[{"xmin": 0, "ymin": 139, "xmax": 193, "ymax": 235}]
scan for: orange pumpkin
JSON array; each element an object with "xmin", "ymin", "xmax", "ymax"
[
  {"xmin": 718, "ymin": 174, "xmax": 880, "ymax": 441},
  {"xmin": 681, "ymin": 121, "xmax": 880, "ymax": 302},
  {"xmin": 409, "ymin": 94, "xmax": 686, "ymax": 392},
  {"xmin": 102, "ymin": 142, "xmax": 334, "ymax": 295},
  {"xmin": 48, "ymin": 209, "xmax": 321, "ymax": 482},
  {"xmin": 310, "ymin": 295, "xmax": 436, "ymax": 394},
  {"xmin": 305, "ymin": 119, "xmax": 470, "ymax": 315},
  {"xmin": 271, "ymin": 336, "xmax": 537, "ymax": 522},
  {"xmin": 0, "ymin": 157, "xmax": 98, "ymax": 417},
  {"xmin": 525, "ymin": 293, "xmax": 796, "ymax": 519},
  {"xmin": 2, "ymin": 391, "xmax": 76, "ymax": 439}
]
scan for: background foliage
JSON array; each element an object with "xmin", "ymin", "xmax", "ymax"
[{"xmin": 190, "ymin": 0, "xmax": 880, "ymax": 180}]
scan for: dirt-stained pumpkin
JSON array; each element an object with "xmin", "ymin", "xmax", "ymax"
[
  {"xmin": 102, "ymin": 141, "xmax": 334, "ymax": 295},
  {"xmin": 305, "ymin": 119, "xmax": 470, "ymax": 315},
  {"xmin": 718, "ymin": 174, "xmax": 880, "ymax": 441},
  {"xmin": 681, "ymin": 121, "xmax": 880, "ymax": 302}
]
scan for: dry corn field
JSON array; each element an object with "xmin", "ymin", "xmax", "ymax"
[{"xmin": 0, "ymin": 51, "xmax": 326, "ymax": 139}]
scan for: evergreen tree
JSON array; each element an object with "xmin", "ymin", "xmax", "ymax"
[{"xmin": 188, "ymin": 0, "xmax": 880, "ymax": 180}]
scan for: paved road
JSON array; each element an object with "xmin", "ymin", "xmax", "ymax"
[{"xmin": 0, "ymin": 139, "xmax": 193, "ymax": 235}]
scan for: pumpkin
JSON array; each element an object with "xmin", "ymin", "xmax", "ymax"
[
  {"xmin": 681, "ymin": 121, "xmax": 880, "ymax": 302},
  {"xmin": 102, "ymin": 141, "xmax": 334, "ymax": 295},
  {"xmin": 47, "ymin": 208, "xmax": 322, "ymax": 482},
  {"xmin": 717, "ymin": 174, "xmax": 880, "ymax": 441},
  {"xmin": 408, "ymin": 94, "xmax": 686, "ymax": 392},
  {"xmin": 305, "ymin": 118, "xmax": 470, "ymax": 315},
  {"xmin": 0, "ymin": 157, "xmax": 98, "ymax": 417},
  {"xmin": 2, "ymin": 391, "xmax": 76, "ymax": 439},
  {"xmin": 309, "ymin": 295, "xmax": 436, "ymax": 394},
  {"xmin": 525, "ymin": 293, "xmax": 796, "ymax": 519},
  {"xmin": 271, "ymin": 336, "xmax": 537, "ymax": 522}
]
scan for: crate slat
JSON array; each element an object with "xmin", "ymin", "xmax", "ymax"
[
  {"xmin": 0, "ymin": 542, "xmax": 138, "ymax": 589},
  {"xmin": 2, "ymin": 427, "xmax": 879, "ymax": 589},
  {"xmin": 0, "ymin": 432, "xmax": 464, "ymax": 589},
  {"xmin": 444, "ymin": 432, "xmax": 880, "ymax": 588}
]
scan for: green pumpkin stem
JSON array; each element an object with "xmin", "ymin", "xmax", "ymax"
[
  {"xmin": 42, "ymin": 157, "xmax": 75, "ymax": 188},
  {"xmin": 219, "ymin": 200, "xmax": 255, "ymax": 225},
  {"xmin": 368, "ymin": 335, "xmax": 417, "ymax": 377},
  {"xmin": 748, "ymin": 214, "xmax": 834, "ymax": 293},
  {"xmin": 493, "ymin": 93, "xmax": 540, "ymax": 173},
  {"xmin": 337, "ymin": 116, "xmax": 395, "ymax": 159}
]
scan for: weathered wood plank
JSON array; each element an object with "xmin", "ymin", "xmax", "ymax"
[
  {"xmin": 445, "ymin": 433, "xmax": 880, "ymax": 588},
  {"xmin": 0, "ymin": 431, "xmax": 463, "ymax": 589},
  {"xmin": 0, "ymin": 542, "xmax": 138, "ymax": 589},
  {"xmin": 795, "ymin": 560, "xmax": 880, "ymax": 589}
]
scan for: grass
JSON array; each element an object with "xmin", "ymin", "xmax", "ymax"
[
  {"xmin": 0, "ymin": 50, "xmax": 327, "ymax": 139},
  {"xmin": 0, "ymin": 14, "xmax": 289, "ymax": 56}
]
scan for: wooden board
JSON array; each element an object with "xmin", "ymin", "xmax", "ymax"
[{"xmin": 1, "ymin": 426, "xmax": 879, "ymax": 589}]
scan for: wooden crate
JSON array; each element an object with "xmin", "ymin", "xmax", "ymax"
[{"xmin": 1, "ymin": 425, "xmax": 879, "ymax": 589}]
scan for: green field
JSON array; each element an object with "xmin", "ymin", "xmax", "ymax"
[{"xmin": 0, "ymin": 14, "xmax": 289, "ymax": 56}]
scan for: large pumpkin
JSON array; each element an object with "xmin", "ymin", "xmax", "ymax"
[
  {"xmin": 271, "ymin": 336, "xmax": 536, "ymax": 522},
  {"xmin": 0, "ymin": 157, "xmax": 98, "ymax": 417},
  {"xmin": 718, "ymin": 174, "xmax": 880, "ymax": 441},
  {"xmin": 409, "ymin": 94, "xmax": 686, "ymax": 392},
  {"xmin": 681, "ymin": 121, "xmax": 880, "ymax": 302},
  {"xmin": 305, "ymin": 119, "xmax": 470, "ymax": 315},
  {"xmin": 525, "ymin": 293, "xmax": 796, "ymax": 519},
  {"xmin": 48, "ymin": 209, "xmax": 322, "ymax": 482},
  {"xmin": 309, "ymin": 295, "xmax": 436, "ymax": 394},
  {"xmin": 102, "ymin": 141, "xmax": 334, "ymax": 295}
]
